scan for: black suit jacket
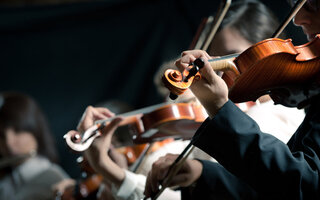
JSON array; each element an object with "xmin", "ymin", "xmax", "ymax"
[{"xmin": 189, "ymin": 99, "xmax": 320, "ymax": 199}]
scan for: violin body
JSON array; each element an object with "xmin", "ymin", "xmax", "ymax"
[
  {"xmin": 116, "ymin": 144, "xmax": 147, "ymax": 165},
  {"xmin": 229, "ymin": 35, "xmax": 320, "ymax": 106},
  {"xmin": 64, "ymin": 102, "xmax": 207, "ymax": 151},
  {"xmin": 132, "ymin": 103, "xmax": 207, "ymax": 144}
]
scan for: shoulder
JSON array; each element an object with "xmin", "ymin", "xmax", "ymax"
[{"xmin": 15, "ymin": 164, "xmax": 68, "ymax": 200}]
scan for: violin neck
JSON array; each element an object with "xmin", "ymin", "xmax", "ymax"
[
  {"xmin": 95, "ymin": 102, "xmax": 170, "ymax": 125},
  {"xmin": 208, "ymin": 53, "xmax": 239, "ymax": 72}
]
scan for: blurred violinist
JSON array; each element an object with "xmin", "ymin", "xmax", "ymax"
[
  {"xmin": 145, "ymin": 0, "xmax": 320, "ymax": 199},
  {"xmin": 0, "ymin": 92, "xmax": 69, "ymax": 200},
  {"xmin": 68, "ymin": 106, "xmax": 185, "ymax": 200}
]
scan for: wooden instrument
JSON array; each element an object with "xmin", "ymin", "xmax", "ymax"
[
  {"xmin": 143, "ymin": 0, "xmax": 233, "ymax": 199},
  {"xmin": 64, "ymin": 102, "xmax": 207, "ymax": 152},
  {"xmin": 163, "ymin": 35, "xmax": 320, "ymax": 108}
]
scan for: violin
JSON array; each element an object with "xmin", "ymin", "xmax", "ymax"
[
  {"xmin": 64, "ymin": 101, "xmax": 207, "ymax": 152},
  {"xmin": 56, "ymin": 156, "xmax": 103, "ymax": 200},
  {"xmin": 163, "ymin": 35, "xmax": 320, "ymax": 108},
  {"xmin": 116, "ymin": 139, "xmax": 174, "ymax": 166}
]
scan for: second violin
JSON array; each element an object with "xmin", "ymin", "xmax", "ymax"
[{"xmin": 64, "ymin": 102, "xmax": 207, "ymax": 152}]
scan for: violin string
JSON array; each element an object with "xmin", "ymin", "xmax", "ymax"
[
  {"xmin": 130, "ymin": 143, "xmax": 154, "ymax": 173},
  {"xmin": 95, "ymin": 102, "xmax": 171, "ymax": 125},
  {"xmin": 207, "ymin": 53, "xmax": 239, "ymax": 62},
  {"xmin": 81, "ymin": 99, "xmax": 181, "ymax": 144}
]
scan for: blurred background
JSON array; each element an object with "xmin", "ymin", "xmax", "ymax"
[{"xmin": 0, "ymin": 0, "xmax": 307, "ymax": 178}]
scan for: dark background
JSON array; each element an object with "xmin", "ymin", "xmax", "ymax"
[{"xmin": 0, "ymin": 0, "xmax": 307, "ymax": 178}]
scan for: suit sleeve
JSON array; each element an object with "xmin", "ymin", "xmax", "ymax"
[
  {"xmin": 192, "ymin": 100, "xmax": 320, "ymax": 199},
  {"xmin": 183, "ymin": 160, "xmax": 257, "ymax": 200}
]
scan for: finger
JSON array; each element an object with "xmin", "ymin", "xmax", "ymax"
[
  {"xmin": 153, "ymin": 154, "xmax": 178, "ymax": 181},
  {"xmin": 168, "ymin": 173, "xmax": 190, "ymax": 187},
  {"xmin": 144, "ymin": 154, "xmax": 179, "ymax": 197},
  {"xmin": 88, "ymin": 107, "xmax": 114, "ymax": 121},
  {"xmin": 175, "ymin": 50, "xmax": 199, "ymax": 71},
  {"xmin": 156, "ymin": 158, "xmax": 174, "ymax": 181},
  {"xmin": 176, "ymin": 50, "xmax": 211, "ymax": 72},
  {"xmin": 144, "ymin": 171, "xmax": 153, "ymax": 197},
  {"xmin": 157, "ymin": 154, "xmax": 182, "ymax": 182},
  {"xmin": 77, "ymin": 106, "xmax": 97, "ymax": 132},
  {"xmin": 192, "ymin": 58, "xmax": 220, "ymax": 86},
  {"xmin": 164, "ymin": 153, "xmax": 179, "ymax": 159},
  {"xmin": 175, "ymin": 58, "xmax": 192, "ymax": 72},
  {"xmin": 95, "ymin": 107, "xmax": 115, "ymax": 118},
  {"xmin": 181, "ymin": 50, "xmax": 209, "ymax": 58},
  {"xmin": 99, "ymin": 117, "xmax": 123, "ymax": 137},
  {"xmin": 148, "ymin": 156, "xmax": 172, "ymax": 193},
  {"xmin": 77, "ymin": 106, "xmax": 115, "ymax": 132},
  {"xmin": 149, "ymin": 162, "xmax": 161, "ymax": 193}
]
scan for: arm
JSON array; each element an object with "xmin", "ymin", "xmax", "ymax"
[
  {"xmin": 144, "ymin": 155, "xmax": 256, "ymax": 200},
  {"xmin": 186, "ymin": 160, "xmax": 257, "ymax": 200},
  {"xmin": 75, "ymin": 106, "xmax": 180, "ymax": 200},
  {"xmin": 176, "ymin": 50, "xmax": 320, "ymax": 198},
  {"xmin": 193, "ymin": 100, "xmax": 320, "ymax": 199}
]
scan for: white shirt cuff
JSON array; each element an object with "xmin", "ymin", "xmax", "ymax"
[{"xmin": 115, "ymin": 170, "xmax": 146, "ymax": 199}]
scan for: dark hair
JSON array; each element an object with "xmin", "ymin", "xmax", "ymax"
[
  {"xmin": 219, "ymin": 0, "xmax": 284, "ymax": 44},
  {"xmin": 0, "ymin": 92, "xmax": 58, "ymax": 162}
]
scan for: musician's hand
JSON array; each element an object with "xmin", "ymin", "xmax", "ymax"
[
  {"xmin": 76, "ymin": 106, "xmax": 125, "ymax": 187},
  {"xmin": 52, "ymin": 178, "xmax": 76, "ymax": 200},
  {"xmin": 108, "ymin": 146, "xmax": 128, "ymax": 169},
  {"xmin": 144, "ymin": 154, "xmax": 203, "ymax": 198},
  {"xmin": 175, "ymin": 50, "xmax": 228, "ymax": 117}
]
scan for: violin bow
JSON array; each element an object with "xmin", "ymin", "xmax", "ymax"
[
  {"xmin": 130, "ymin": 142, "xmax": 154, "ymax": 173},
  {"xmin": 200, "ymin": 0, "xmax": 231, "ymax": 51},
  {"xmin": 189, "ymin": 16, "xmax": 214, "ymax": 50},
  {"xmin": 144, "ymin": 0, "xmax": 232, "ymax": 199},
  {"xmin": 272, "ymin": 0, "xmax": 307, "ymax": 38}
]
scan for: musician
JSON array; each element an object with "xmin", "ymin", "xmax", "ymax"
[
  {"xmin": 71, "ymin": 1, "xmax": 306, "ymax": 200},
  {"xmin": 144, "ymin": 0, "xmax": 320, "ymax": 199},
  {"xmin": 155, "ymin": 0, "xmax": 305, "ymax": 144},
  {"xmin": 0, "ymin": 92, "xmax": 69, "ymax": 200}
]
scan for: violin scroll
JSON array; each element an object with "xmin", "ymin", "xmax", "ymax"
[
  {"xmin": 162, "ymin": 58, "xmax": 205, "ymax": 100},
  {"xmin": 64, "ymin": 124, "xmax": 101, "ymax": 152},
  {"xmin": 162, "ymin": 55, "xmax": 239, "ymax": 100}
]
